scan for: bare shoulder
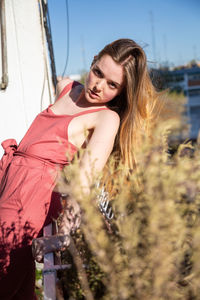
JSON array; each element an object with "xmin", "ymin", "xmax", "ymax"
[
  {"xmin": 97, "ymin": 109, "xmax": 120, "ymax": 126},
  {"xmin": 95, "ymin": 109, "xmax": 120, "ymax": 134},
  {"xmin": 56, "ymin": 77, "xmax": 73, "ymax": 95}
]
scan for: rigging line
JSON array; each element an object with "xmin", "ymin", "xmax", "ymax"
[
  {"xmin": 45, "ymin": 0, "xmax": 57, "ymax": 88},
  {"xmin": 38, "ymin": 0, "xmax": 49, "ymax": 110},
  {"xmin": 39, "ymin": 0, "xmax": 54, "ymax": 107},
  {"xmin": 62, "ymin": 0, "xmax": 70, "ymax": 77}
]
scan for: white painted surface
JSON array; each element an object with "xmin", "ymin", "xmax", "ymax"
[{"xmin": 0, "ymin": 0, "xmax": 54, "ymax": 156}]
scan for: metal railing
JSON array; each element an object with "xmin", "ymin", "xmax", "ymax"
[
  {"xmin": 42, "ymin": 223, "xmax": 71, "ymax": 300},
  {"xmin": 32, "ymin": 196, "xmax": 114, "ymax": 299}
]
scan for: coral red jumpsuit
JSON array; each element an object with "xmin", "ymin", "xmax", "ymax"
[{"xmin": 0, "ymin": 81, "xmax": 107, "ymax": 299}]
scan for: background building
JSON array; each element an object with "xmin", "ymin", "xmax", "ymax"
[{"xmin": 153, "ymin": 64, "xmax": 200, "ymax": 140}]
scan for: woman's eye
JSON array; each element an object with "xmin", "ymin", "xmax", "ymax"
[
  {"xmin": 109, "ymin": 82, "xmax": 117, "ymax": 89},
  {"xmin": 93, "ymin": 68, "xmax": 102, "ymax": 77}
]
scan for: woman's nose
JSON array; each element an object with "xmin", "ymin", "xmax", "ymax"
[{"xmin": 94, "ymin": 79, "xmax": 104, "ymax": 92}]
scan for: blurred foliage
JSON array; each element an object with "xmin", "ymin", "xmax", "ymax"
[
  {"xmin": 57, "ymin": 92, "xmax": 200, "ymax": 299},
  {"xmin": 35, "ymin": 268, "xmax": 43, "ymax": 299},
  {"xmin": 158, "ymin": 91, "xmax": 188, "ymax": 144},
  {"xmin": 79, "ymin": 71, "xmax": 88, "ymax": 85},
  {"xmin": 58, "ymin": 231, "xmax": 106, "ymax": 299}
]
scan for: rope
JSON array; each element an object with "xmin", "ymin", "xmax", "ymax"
[
  {"xmin": 38, "ymin": 0, "xmax": 53, "ymax": 108},
  {"xmin": 62, "ymin": 0, "xmax": 70, "ymax": 77}
]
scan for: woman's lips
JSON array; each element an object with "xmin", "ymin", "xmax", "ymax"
[{"xmin": 88, "ymin": 89, "xmax": 99, "ymax": 99}]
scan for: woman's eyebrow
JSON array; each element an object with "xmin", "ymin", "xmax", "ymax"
[{"xmin": 95, "ymin": 65, "xmax": 122, "ymax": 87}]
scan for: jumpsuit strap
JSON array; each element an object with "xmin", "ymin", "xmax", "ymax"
[{"xmin": 55, "ymin": 81, "xmax": 82, "ymax": 102}]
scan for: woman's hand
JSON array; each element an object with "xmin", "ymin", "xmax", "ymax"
[{"xmin": 58, "ymin": 196, "xmax": 82, "ymax": 235}]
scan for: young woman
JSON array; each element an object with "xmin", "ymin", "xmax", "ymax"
[{"xmin": 0, "ymin": 38, "xmax": 160, "ymax": 299}]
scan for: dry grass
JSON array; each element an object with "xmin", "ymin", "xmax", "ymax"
[{"xmin": 59, "ymin": 92, "xmax": 200, "ymax": 299}]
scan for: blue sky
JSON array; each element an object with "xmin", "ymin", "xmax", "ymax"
[{"xmin": 48, "ymin": 0, "xmax": 200, "ymax": 76}]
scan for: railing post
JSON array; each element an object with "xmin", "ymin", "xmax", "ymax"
[
  {"xmin": 43, "ymin": 223, "xmax": 57, "ymax": 300},
  {"xmin": 36, "ymin": 222, "xmax": 71, "ymax": 299}
]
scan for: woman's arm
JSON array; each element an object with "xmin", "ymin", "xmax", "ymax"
[
  {"xmin": 78, "ymin": 109, "xmax": 120, "ymax": 194},
  {"xmin": 58, "ymin": 109, "xmax": 120, "ymax": 235}
]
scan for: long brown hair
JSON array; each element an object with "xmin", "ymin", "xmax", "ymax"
[{"xmin": 92, "ymin": 39, "xmax": 162, "ymax": 170}]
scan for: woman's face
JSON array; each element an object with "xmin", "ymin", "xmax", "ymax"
[{"xmin": 85, "ymin": 54, "xmax": 124, "ymax": 104}]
